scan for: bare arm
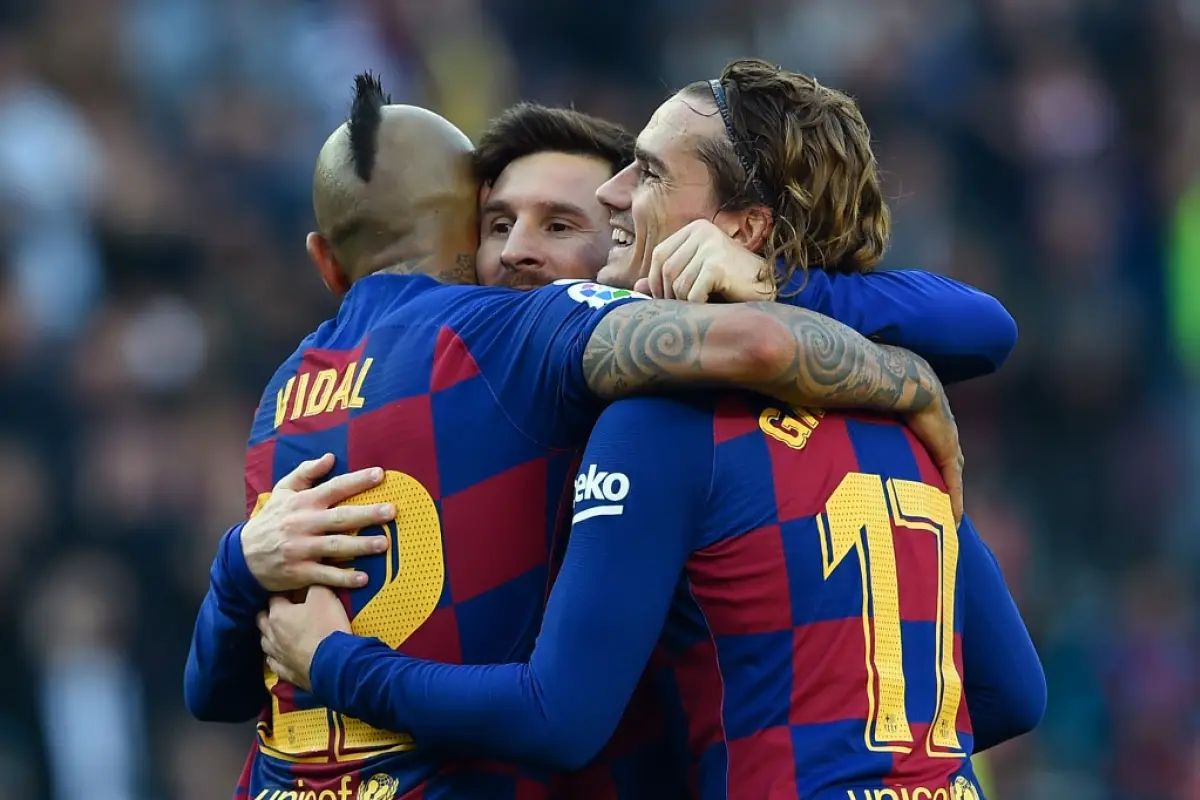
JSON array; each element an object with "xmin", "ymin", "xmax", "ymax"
[
  {"xmin": 583, "ymin": 300, "xmax": 936, "ymax": 413},
  {"xmin": 583, "ymin": 300, "xmax": 964, "ymax": 520}
]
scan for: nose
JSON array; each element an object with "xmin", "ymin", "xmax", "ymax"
[
  {"xmin": 499, "ymin": 219, "xmax": 543, "ymax": 270},
  {"xmin": 597, "ymin": 162, "xmax": 636, "ymax": 211}
]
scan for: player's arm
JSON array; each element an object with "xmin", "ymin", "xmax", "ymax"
[
  {"xmin": 184, "ymin": 523, "xmax": 271, "ymax": 722},
  {"xmin": 781, "ymin": 269, "xmax": 1018, "ymax": 384},
  {"xmin": 635, "ymin": 219, "xmax": 1016, "ymax": 383},
  {"xmin": 184, "ymin": 459, "xmax": 389, "ymax": 721},
  {"xmin": 294, "ymin": 398, "xmax": 712, "ymax": 770},
  {"xmin": 957, "ymin": 514, "xmax": 1047, "ymax": 751},
  {"xmin": 582, "ymin": 300, "xmax": 963, "ymax": 519}
]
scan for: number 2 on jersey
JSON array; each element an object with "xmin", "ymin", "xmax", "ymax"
[
  {"xmin": 818, "ymin": 472, "xmax": 965, "ymax": 758},
  {"xmin": 253, "ymin": 470, "xmax": 445, "ymax": 763}
]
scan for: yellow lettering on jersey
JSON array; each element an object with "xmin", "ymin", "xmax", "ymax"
[
  {"xmin": 275, "ymin": 377, "xmax": 296, "ymax": 428},
  {"xmin": 350, "ymin": 357, "xmax": 373, "ymax": 408},
  {"xmin": 304, "ymin": 369, "xmax": 338, "ymax": 416},
  {"xmin": 274, "ymin": 358, "xmax": 373, "ymax": 429},
  {"xmin": 289, "ymin": 372, "xmax": 310, "ymax": 421},
  {"xmin": 325, "ymin": 361, "xmax": 358, "ymax": 412},
  {"xmin": 759, "ymin": 405, "xmax": 824, "ymax": 449}
]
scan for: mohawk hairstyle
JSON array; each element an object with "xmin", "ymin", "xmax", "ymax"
[{"xmin": 347, "ymin": 71, "xmax": 393, "ymax": 182}]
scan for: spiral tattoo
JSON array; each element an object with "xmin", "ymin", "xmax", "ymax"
[
  {"xmin": 583, "ymin": 299, "xmax": 940, "ymax": 416},
  {"xmin": 582, "ymin": 303, "xmax": 708, "ymax": 397}
]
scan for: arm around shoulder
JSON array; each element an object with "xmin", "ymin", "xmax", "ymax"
[{"xmin": 582, "ymin": 299, "xmax": 940, "ymax": 415}]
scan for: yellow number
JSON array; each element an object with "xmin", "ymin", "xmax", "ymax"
[
  {"xmin": 252, "ymin": 470, "xmax": 446, "ymax": 763},
  {"xmin": 818, "ymin": 472, "xmax": 965, "ymax": 758},
  {"xmin": 759, "ymin": 406, "xmax": 824, "ymax": 449}
]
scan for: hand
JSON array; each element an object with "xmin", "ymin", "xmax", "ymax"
[
  {"xmin": 258, "ymin": 587, "xmax": 351, "ymax": 692},
  {"xmin": 633, "ymin": 219, "xmax": 776, "ymax": 303},
  {"xmin": 905, "ymin": 390, "xmax": 965, "ymax": 524},
  {"xmin": 242, "ymin": 454, "xmax": 394, "ymax": 592}
]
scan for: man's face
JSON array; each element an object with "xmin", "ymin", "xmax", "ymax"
[
  {"xmin": 475, "ymin": 152, "xmax": 614, "ymax": 289},
  {"xmin": 596, "ymin": 94, "xmax": 724, "ymax": 288}
]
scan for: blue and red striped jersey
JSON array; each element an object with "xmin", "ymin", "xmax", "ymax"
[
  {"xmin": 238, "ymin": 273, "xmax": 643, "ymax": 798},
  {"xmin": 656, "ymin": 395, "xmax": 984, "ymax": 799},
  {"xmin": 305, "ymin": 393, "xmax": 1044, "ymax": 800}
]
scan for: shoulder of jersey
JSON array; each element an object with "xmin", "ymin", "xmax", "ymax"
[{"xmin": 551, "ymin": 278, "xmax": 650, "ymax": 309}]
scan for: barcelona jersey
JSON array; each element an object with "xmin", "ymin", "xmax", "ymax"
[
  {"xmin": 305, "ymin": 393, "xmax": 1042, "ymax": 800},
  {"xmin": 236, "ymin": 274, "xmax": 642, "ymax": 798}
]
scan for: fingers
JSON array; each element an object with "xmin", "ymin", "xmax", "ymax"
[
  {"xmin": 302, "ymin": 533, "xmax": 389, "ymax": 563},
  {"xmin": 646, "ymin": 240, "xmax": 675, "ymax": 299},
  {"xmin": 298, "ymin": 563, "xmax": 370, "ymax": 589},
  {"xmin": 647, "ymin": 221, "xmax": 700, "ymax": 298},
  {"xmin": 274, "ymin": 453, "xmax": 335, "ymax": 493},
  {"xmin": 307, "ymin": 467, "xmax": 387, "ymax": 510},
  {"xmin": 660, "ymin": 237, "xmax": 703, "ymax": 300},
  {"xmin": 302, "ymin": 499, "xmax": 395, "ymax": 534},
  {"xmin": 633, "ymin": 277, "xmax": 651, "ymax": 294}
]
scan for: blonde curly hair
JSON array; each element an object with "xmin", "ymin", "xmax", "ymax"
[{"xmin": 682, "ymin": 59, "xmax": 891, "ymax": 289}]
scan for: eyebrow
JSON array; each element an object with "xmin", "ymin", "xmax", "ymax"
[
  {"xmin": 481, "ymin": 198, "xmax": 591, "ymax": 220},
  {"xmin": 634, "ymin": 145, "xmax": 669, "ymax": 177}
]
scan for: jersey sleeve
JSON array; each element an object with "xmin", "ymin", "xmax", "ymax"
[
  {"xmin": 780, "ymin": 268, "xmax": 1018, "ymax": 384},
  {"xmin": 454, "ymin": 280, "xmax": 648, "ymax": 448},
  {"xmin": 307, "ymin": 396, "xmax": 715, "ymax": 770},
  {"xmin": 957, "ymin": 514, "xmax": 1047, "ymax": 751},
  {"xmin": 184, "ymin": 524, "xmax": 271, "ymax": 722}
]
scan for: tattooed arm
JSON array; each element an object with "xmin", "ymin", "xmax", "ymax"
[{"xmin": 582, "ymin": 300, "xmax": 963, "ymax": 519}]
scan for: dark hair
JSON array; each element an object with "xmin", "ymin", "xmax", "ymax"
[
  {"xmin": 473, "ymin": 103, "xmax": 635, "ymax": 186},
  {"xmin": 347, "ymin": 72, "xmax": 392, "ymax": 182},
  {"xmin": 681, "ymin": 59, "xmax": 890, "ymax": 283}
]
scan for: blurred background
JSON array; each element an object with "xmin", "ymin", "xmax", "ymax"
[{"xmin": 0, "ymin": 0, "xmax": 1195, "ymax": 797}]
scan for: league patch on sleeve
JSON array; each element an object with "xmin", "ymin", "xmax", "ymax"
[{"xmin": 555, "ymin": 280, "xmax": 649, "ymax": 308}]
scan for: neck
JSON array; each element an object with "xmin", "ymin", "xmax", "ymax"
[{"xmin": 373, "ymin": 253, "xmax": 475, "ymax": 284}]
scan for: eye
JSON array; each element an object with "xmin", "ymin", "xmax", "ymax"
[
  {"xmin": 636, "ymin": 162, "xmax": 659, "ymax": 184},
  {"xmin": 547, "ymin": 220, "xmax": 573, "ymax": 233},
  {"xmin": 488, "ymin": 219, "xmax": 512, "ymax": 235}
]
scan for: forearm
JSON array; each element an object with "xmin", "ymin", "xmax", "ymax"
[
  {"xmin": 311, "ymin": 636, "xmax": 599, "ymax": 769},
  {"xmin": 959, "ymin": 516, "xmax": 1047, "ymax": 750},
  {"xmin": 747, "ymin": 301, "xmax": 939, "ymax": 412},
  {"xmin": 782, "ymin": 268, "xmax": 1018, "ymax": 383},
  {"xmin": 583, "ymin": 301, "xmax": 938, "ymax": 414},
  {"xmin": 184, "ymin": 525, "xmax": 271, "ymax": 722}
]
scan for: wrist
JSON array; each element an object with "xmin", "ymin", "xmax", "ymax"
[
  {"xmin": 309, "ymin": 631, "xmax": 372, "ymax": 705},
  {"xmin": 221, "ymin": 524, "xmax": 271, "ymax": 609}
]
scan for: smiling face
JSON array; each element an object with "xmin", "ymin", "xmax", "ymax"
[
  {"xmin": 595, "ymin": 94, "xmax": 728, "ymax": 288},
  {"xmin": 475, "ymin": 151, "xmax": 615, "ymax": 289}
]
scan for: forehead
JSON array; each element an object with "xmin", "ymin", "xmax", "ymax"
[
  {"xmin": 637, "ymin": 94, "xmax": 725, "ymax": 166},
  {"xmin": 488, "ymin": 151, "xmax": 612, "ymax": 212}
]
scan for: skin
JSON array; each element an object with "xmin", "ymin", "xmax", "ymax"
[
  {"xmin": 596, "ymin": 93, "xmax": 771, "ymax": 291},
  {"xmin": 257, "ymin": 96, "xmax": 965, "ymax": 689},
  {"xmin": 476, "ymin": 151, "xmax": 614, "ymax": 289}
]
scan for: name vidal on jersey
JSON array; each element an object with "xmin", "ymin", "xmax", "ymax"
[
  {"xmin": 572, "ymin": 464, "xmax": 630, "ymax": 524},
  {"xmin": 273, "ymin": 358, "xmax": 374, "ymax": 428}
]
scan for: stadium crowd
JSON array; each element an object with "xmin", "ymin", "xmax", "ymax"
[{"xmin": 0, "ymin": 0, "xmax": 1194, "ymax": 798}]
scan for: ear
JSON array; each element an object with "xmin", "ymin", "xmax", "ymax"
[
  {"xmin": 306, "ymin": 232, "xmax": 351, "ymax": 296},
  {"xmin": 715, "ymin": 205, "xmax": 774, "ymax": 254}
]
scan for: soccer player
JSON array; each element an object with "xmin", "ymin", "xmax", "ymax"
[
  {"xmin": 255, "ymin": 63, "xmax": 1045, "ymax": 799},
  {"xmin": 185, "ymin": 76, "xmax": 962, "ymax": 799},
  {"xmin": 471, "ymin": 103, "xmax": 1016, "ymax": 385}
]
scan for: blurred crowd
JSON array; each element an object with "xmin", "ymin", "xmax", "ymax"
[{"xmin": 0, "ymin": 0, "xmax": 1195, "ymax": 798}]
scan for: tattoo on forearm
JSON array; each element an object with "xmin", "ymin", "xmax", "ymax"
[
  {"xmin": 748, "ymin": 302, "xmax": 937, "ymax": 412},
  {"xmin": 583, "ymin": 301, "xmax": 939, "ymax": 414},
  {"xmin": 582, "ymin": 303, "xmax": 712, "ymax": 397}
]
